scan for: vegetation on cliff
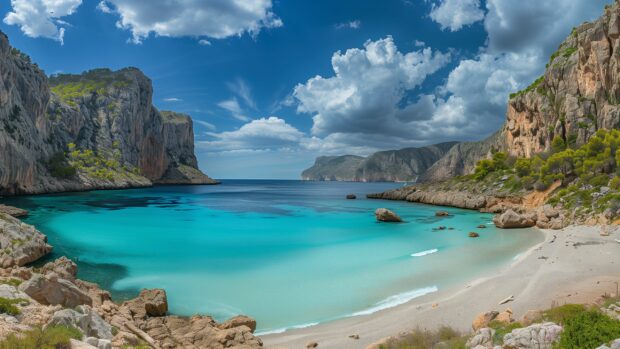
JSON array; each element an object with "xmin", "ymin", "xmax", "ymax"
[{"xmin": 49, "ymin": 69, "xmax": 131, "ymax": 108}]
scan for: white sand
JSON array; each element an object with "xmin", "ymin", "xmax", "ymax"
[{"xmin": 261, "ymin": 226, "xmax": 620, "ymax": 349}]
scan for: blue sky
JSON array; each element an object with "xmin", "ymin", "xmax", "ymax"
[{"xmin": 0, "ymin": 0, "xmax": 611, "ymax": 179}]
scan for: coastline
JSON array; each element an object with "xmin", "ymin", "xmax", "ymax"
[{"xmin": 261, "ymin": 225, "xmax": 620, "ymax": 349}]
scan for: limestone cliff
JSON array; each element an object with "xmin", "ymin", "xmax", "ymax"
[
  {"xmin": 419, "ymin": 1, "xmax": 620, "ymax": 182},
  {"xmin": 302, "ymin": 142, "xmax": 457, "ymax": 182},
  {"xmin": 0, "ymin": 31, "xmax": 216, "ymax": 195}
]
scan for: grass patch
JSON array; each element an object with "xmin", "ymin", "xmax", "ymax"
[
  {"xmin": 0, "ymin": 297, "xmax": 26, "ymax": 316},
  {"xmin": 0, "ymin": 325, "xmax": 82, "ymax": 349},
  {"xmin": 487, "ymin": 320, "xmax": 523, "ymax": 343},
  {"xmin": 0, "ymin": 278, "xmax": 22, "ymax": 287},
  {"xmin": 379, "ymin": 326, "xmax": 468, "ymax": 349}
]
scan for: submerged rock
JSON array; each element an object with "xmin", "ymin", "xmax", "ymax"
[
  {"xmin": 469, "ymin": 232, "xmax": 480, "ymax": 238},
  {"xmin": 346, "ymin": 194, "xmax": 357, "ymax": 199},
  {"xmin": 435, "ymin": 211, "xmax": 450, "ymax": 217},
  {"xmin": 375, "ymin": 208, "xmax": 402, "ymax": 222}
]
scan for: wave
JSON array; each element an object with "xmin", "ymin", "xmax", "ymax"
[
  {"xmin": 411, "ymin": 248, "xmax": 439, "ymax": 257},
  {"xmin": 255, "ymin": 322, "xmax": 319, "ymax": 336},
  {"xmin": 349, "ymin": 285, "xmax": 439, "ymax": 317}
]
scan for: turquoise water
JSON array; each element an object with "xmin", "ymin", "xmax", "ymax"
[{"xmin": 3, "ymin": 180, "xmax": 543, "ymax": 333}]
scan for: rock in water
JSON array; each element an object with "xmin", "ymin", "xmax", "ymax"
[
  {"xmin": 375, "ymin": 208, "xmax": 402, "ymax": 222},
  {"xmin": 468, "ymin": 232, "xmax": 480, "ymax": 238},
  {"xmin": 435, "ymin": 211, "xmax": 450, "ymax": 217},
  {"xmin": 346, "ymin": 194, "xmax": 357, "ymax": 199},
  {"xmin": 493, "ymin": 209, "xmax": 536, "ymax": 228}
]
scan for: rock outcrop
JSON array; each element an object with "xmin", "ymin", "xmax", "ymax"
[
  {"xmin": 502, "ymin": 322, "xmax": 563, "ymax": 349},
  {"xmin": 301, "ymin": 142, "xmax": 457, "ymax": 182},
  {"xmin": 0, "ymin": 31, "xmax": 216, "ymax": 196},
  {"xmin": 0, "ymin": 213, "xmax": 51, "ymax": 267},
  {"xmin": 493, "ymin": 210, "xmax": 537, "ymax": 229},
  {"xmin": 374, "ymin": 208, "xmax": 402, "ymax": 222}
]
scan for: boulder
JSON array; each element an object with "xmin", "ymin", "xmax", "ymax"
[
  {"xmin": 40, "ymin": 257, "xmax": 78, "ymax": 281},
  {"xmin": 47, "ymin": 305, "xmax": 113, "ymax": 340},
  {"xmin": 84, "ymin": 337, "xmax": 111, "ymax": 349},
  {"xmin": 495, "ymin": 308, "xmax": 513, "ymax": 324},
  {"xmin": 466, "ymin": 328, "xmax": 495, "ymax": 349},
  {"xmin": 0, "ymin": 284, "xmax": 29, "ymax": 300},
  {"xmin": 218, "ymin": 315, "xmax": 257, "ymax": 333},
  {"xmin": 502, "ymin": 322, "xmax": 563, "ymax": 349},
  {"xmin": 141, "ymin": 289, "xmax": 168, "ymax": 317},
  {"xmin": 472, "ymin": 311, "xmax": 499, "ymax": 331},
  {"xmin": 306, "ymin": 342, "xmax": 318, "ymax": 348},
  {"xmin": 493, "ymin": 209, "xmax": 536, "ymax": 229},
  {"xmin": 375, "ymin": 208, "xmax": 402, "ymax": 222},
  {"xmin": 70, "ymin": 339, "xmax": 98, "ymax": 349},
  {"xmin": 346, "ymin": 194, "xmax": 356, "ymax": 200},
  {"xmin": 477, "ymin": 225, "xmax": 487, "ymax": 229},
  {"xmin": 469, "ymin": 232, "xmax": 480, "ymax": 238},
  {"xmin": 19, "ymin": 273, "xmax": 92, "ymax": 308},
  {"xmin": 520, "ymin": 310, "xmax": 543, "ymax": 326},
  {"xmin": 436, "ymin": 211, "xmax": 450, "ymax": 217},
  {"xmin": 611, "ymin": 339, "xmax": 620, "ymax": 349}
]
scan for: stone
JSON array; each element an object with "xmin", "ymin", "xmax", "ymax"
[
  {"xmin": 611, "ymin": 338, "xmax": 620, "ymax": 349},
  {"xmin": 218, "ymin": 315, "xmax": 257, "ymax": 333},
  {"xmin": 70, "ymin": 339, "xmax": 98, "ymax": 349},
  {"xmin": 438, "ymin": 226, "xmax": 446, "ymax": 230},
  {"xmin": 0, "ymin": 205, "xmax": 28, "ymax": 217},
  {"xmin": 306, "ymin": 342, "xmax": 318, "ymax": 348},
  {"xmin": 466, "ymin": 328, "xmax": 495, "ymax": 349},
  {"xmin": 375, "ymin": 208, "xmax": 402, "ymax": 222},
  {"xmin": 140, "ymin": 289, "xmax": 168, "ymax": 317},
  {"xmin": 85, "ymin": 337, "xmax": 112, "ymax": 349},
  {"xmin": 495, "ymin": 308, "xmax": 513, "ymax": 324},
  {"xmin": 346, "ymin": 194, "xmax": 356, "ymax": 199},
  {"xmin": 40, "ymin": 257, "xmax": 78, "ymax": 281},
  {"xmin": 19, "ymin": 273, "xmax": 92, "ymax": 308},
  {"xmin": 493, "ymin": 209, "xmax": 537, "ymax": 229},
  {"xmin": 47, "ymin": 305, "xmax": 113, "ymax": 340},
  {"xmin": 469, "ymin": 232, "xmax": 480, "ymax": 238},
  {"xmin": 502, "ymin": 322, "xmax": 563, "ymax": 349},
  {"xmin": 349, "ymin": 334, "xmax": 359, "ymax": 340},
  {"xmin": 472, "ymin": 311, "xmax": 499, "ymax": 331},
  {"xmin": 436, "ymin": 211, "xmax": 450, "ymax": 217},
  {"xmin": 0, "ymin": 215, "xmax": 52, "ymax": 268},
  {"xmin": 0, "ymin": 284, "xmax": 29, "ymax": 300},
  {"xmin": 520, "ymin": 310, "xmax": 543, "ymax": 326},
  {"xmin": 477, "ymin": 224, "xmax": 487, "ymax": 229}
]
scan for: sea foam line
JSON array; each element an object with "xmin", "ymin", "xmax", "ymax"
[
  {"xmin": 349, "ymin": 285, "xmax": 439, "ymax": 317},
  {"xmin": 411, "ymin": 248, "xmax": 439, "ymax": 257},
  {"xmin": 255, "ymin": 322, "xmax": 319, "ymax": 336}
]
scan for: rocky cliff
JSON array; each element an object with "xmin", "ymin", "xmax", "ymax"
[
  {"xmin": 419, "ymin": 1, "xmax": 620, "ymax": 182},
  {"xmin": 302, "ymin": 142, "xmax": 457, "ymax": 182},
  {"xmin": 0, "ymin": 31, "xmax": 216, "ymax": 196}
]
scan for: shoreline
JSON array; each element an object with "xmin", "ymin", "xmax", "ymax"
[{"xmin": 261, "ymin": 225, "xmax": 620, "ymax": 348}]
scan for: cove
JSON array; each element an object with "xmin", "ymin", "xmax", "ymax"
[{"xmin": 4, "ymin": 180, "xmax": 543, "ymax": 333}]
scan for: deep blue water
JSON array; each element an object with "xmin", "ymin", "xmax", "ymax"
[{"xmin": 3, "ymin": 180, "xmax": 543, "ymax": 333}]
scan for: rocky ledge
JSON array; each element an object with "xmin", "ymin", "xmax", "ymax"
[{"xmin": 0, "ymin": 212, "xmax": 260, "ymax": 348}]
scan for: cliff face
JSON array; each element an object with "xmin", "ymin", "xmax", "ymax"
[
  {"xmin": 420, "ymin": 2, "xmax": 620, "ymax": 182},
  {"xmin": 0, "ymin": 32, "xmax": 216, "ymax": 195},
  {"xmin": 301, "ymin": 142, "xmax": 457, "ymax": 182},
  {"xmin": 504, "ymin": 2, "xmax": 620, "ymax": 157}
]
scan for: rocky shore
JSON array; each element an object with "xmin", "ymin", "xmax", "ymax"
[{"xmin": 0, "ymin": 206, "xmax": 262, "ymax": 349}]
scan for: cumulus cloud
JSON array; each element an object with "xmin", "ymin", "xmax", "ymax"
[
  {"xmin": 97, "ymin": 0, "xmax": 282, "ymax": 43},
  {"xmin": 294, "ymin": 36, "xmax": 450, "ymax": 143},
  {"xmin": 199, "ymin": 117, "xmax": 304, "ymax": 152},
  {"xmin": 3, "ymin": 0, "xmax": 82, "ymax": 44},
  {"xmin": 429, "ymin": 0, "xmax": 484, "ymax": 32}
]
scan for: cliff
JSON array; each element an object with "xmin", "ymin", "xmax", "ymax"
[
  {"xmin": 0, "ymin": 32, "xmax": 216, "ymax": 195},
  {"xmin": 301, "ymin": 142, "xmax": 457, "ymax": 182},
  {"xmin": 419, "ymin": 1, "xmax": 620, "ymax": 182}
]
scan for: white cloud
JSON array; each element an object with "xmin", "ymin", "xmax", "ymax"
[
  {"xmin": 194, "ymin": 119, "xmax": 216, "ymax": 131},
  {"xmin": 199, "ymin": 116, "xmax": 304, "ymax": 152},
  {"xmin": 429, "ymin": 0, "xmax": 484, "ymax": 32},
  {"xmin": 226, "ymin": 78, "xmax": 256, "ymax": 110},
  {"xmin": 335, "ymin": 20, "xmax": 361, "ymax": 29},
  {"xmin": 294, "ymin": 36, "xmax": 450, "ymax": 140},
  {"xmin": 96, "ymin": 1, "xmax": 112, "ymax": 13},
  {"xmin": 217, "ymin": 98, "xmax": 250, "ymax": 122},
  {"xmin": 198, "ymin": 39, "xmax": 211, "ymax": 46},
  {"xmin": 97, "ymin": 0, "xmax": 282, "ymax": 44},
  {"xmin": 3, "ymin": 0, "xmax": 83, "ymax": 44},
  {"xmin": 163, "ymin": 97, "xmax": 182, "ymax": 102}
]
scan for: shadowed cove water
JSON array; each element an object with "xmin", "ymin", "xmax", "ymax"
[{"xmin": 6, "ymin": 180, "xmax": 543, "ymax": 333}]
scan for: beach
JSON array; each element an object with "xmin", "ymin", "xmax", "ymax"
[{"xmin": 262, "ymin": 225, "xmax": 620, "ymax": 349}]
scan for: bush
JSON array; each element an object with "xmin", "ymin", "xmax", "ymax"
[
  {"xmin": 0, "ymin": 325, "xmax": 82, "ymax": 349},
  {"xmin": 379, "ymin": 326, "xmax": 467, "ymax": 349},
  {"xmin": 48, "ymin": 152, "xmax": 76, "ymax": 179},
  {"xmin": 556, "ymin": 309, "xmax": 620, "ymax": 349},
  {"xmin": 487, "ymin": 321, "xmax": 523, "ymax": 344},
  {"xmin": 0, "ymin": 297, "xmax": 24, "ymax": 316}
]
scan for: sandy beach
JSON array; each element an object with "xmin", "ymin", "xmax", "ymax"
[{"xmin": 262, "ymin": 226, "xmax": 620, "ymax": 349}]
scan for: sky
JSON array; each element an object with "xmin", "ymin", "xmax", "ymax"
[{"xmin": 0, "ymin": 0, "xmax": 612, "ymax": 179}]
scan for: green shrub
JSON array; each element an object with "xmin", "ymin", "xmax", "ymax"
[
  {"xmin": 543, "ymin": 304, "xmax": 587, "ymax": 324},
  {"xmin": 48, "ymin": 152, "xmax": 76, "ymax": 179},
  {"xmin": 487, "ymin": 321, "xmax": 523, "ymax": 344},
  {"xmin": 0, "ymin": 325, "xmax": 82, "ymax": 349},
  {"xmin": 379, "ymin": 326, "xmax": 467, "ymax": 349},
  {"xmin": 556, "ymin": 309, "xmax": 620, "ymax": 349},
  {"xmin": 0, "ymin": 297, "xmax": 25, "ymax": 316},
  {"xmin": 551, "ymin": 136, "xmax": 566, "ymax": 153}
]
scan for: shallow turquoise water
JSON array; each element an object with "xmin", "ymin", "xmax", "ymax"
[{"xmin": 4, "ymin": 180, "xmax": 543, "ymax": 333}]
